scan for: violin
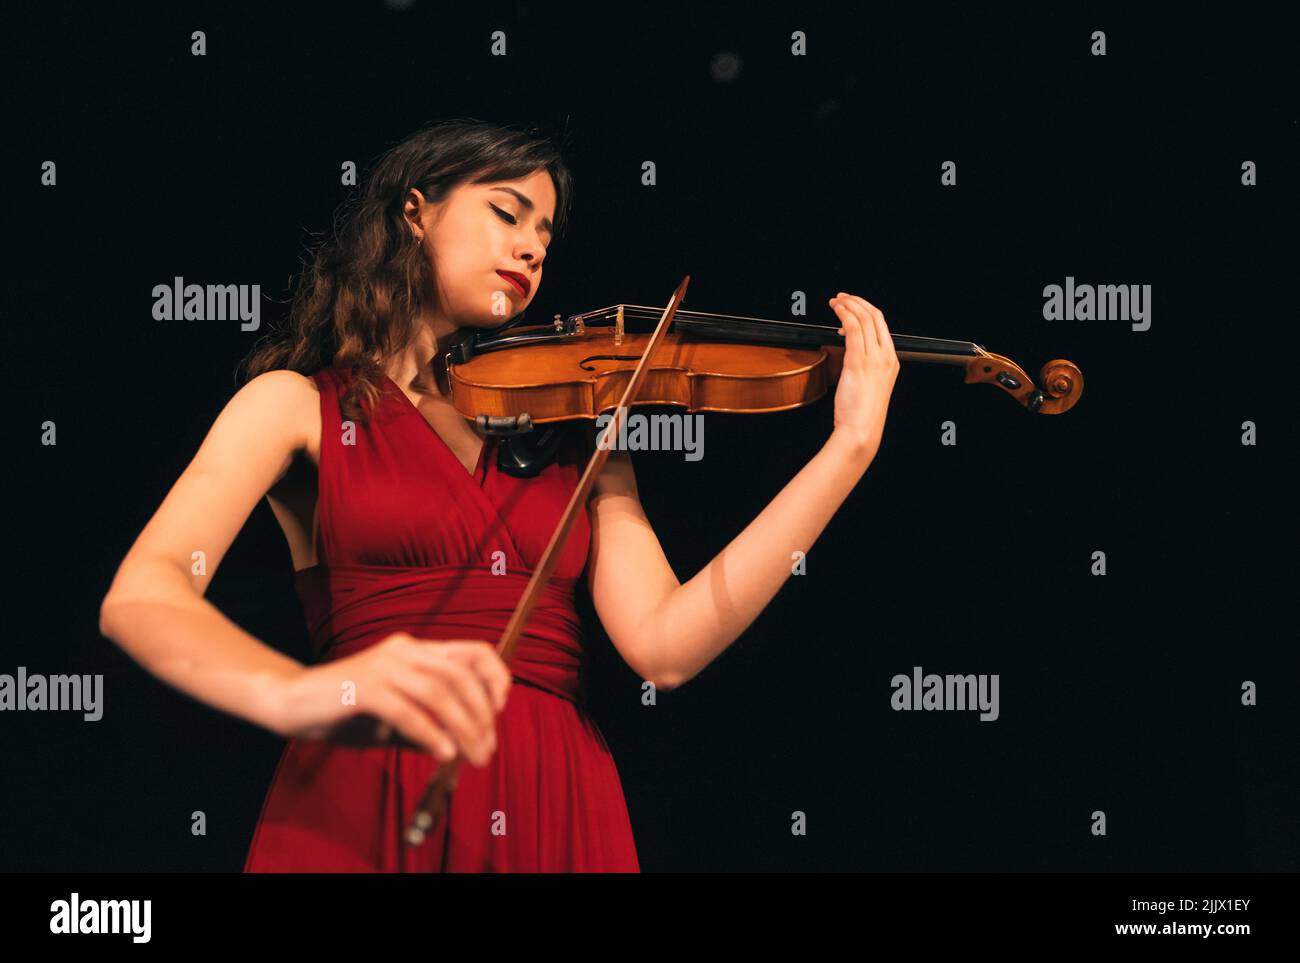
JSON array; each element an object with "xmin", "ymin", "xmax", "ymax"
[
  {"xmin": 405, "ymin": 276, "xmax": 1082, "ymax": 844},
  {"xmin": 445, "ymin": 292, "xmax": 1083, "ymax": 426},
  {"xmin": 441, "ymin": 283, "xmax": 1082, "ymax": 477}
]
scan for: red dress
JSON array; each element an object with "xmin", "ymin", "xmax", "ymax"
[{"xmin": 243, "ymin": 366, "xmax": 640, "ymax": 872}]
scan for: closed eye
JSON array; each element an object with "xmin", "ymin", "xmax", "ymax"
[
  {"xmin": 489, "ymin": 203, "xmax": 517, "ymax": 225},
  {"xmin": 490, "ymin": 202, "xmax": 549, "ymax": 253}
]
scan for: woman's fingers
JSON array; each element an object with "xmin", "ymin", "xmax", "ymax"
[
  {"xmin": 830, "ymin": 295, "xmax": 869, "ymax": 369},
  {"xmin": 439, "ymin": 641, "xmax": 512, "ymax": 713},
  {"xmin": 408, "ymin": 646, "xmax": 498, "ymax": 734},
  {"xmin": 827, "ymin": 290, "xmax": 901, "ymax": 457},
  {"xmin": 840, "ymin": 293, "xmax": 887, "ymax": 351},
  {"xmin": 836, "ymin": 292, "xmax": 898, "ymax": 364},
  {"xmin": 390, "ymin": 666, "xmax": 495, "ymax": 766},
  {"xmin": 833, "ymin": 292, "xmax": 877, "ymax": 355},
  {"xmin": 375, "ymin": 688, "xmax": 459, "ymax": 761}
]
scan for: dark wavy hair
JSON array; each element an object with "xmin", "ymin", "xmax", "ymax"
[{"xmin": 239, "ymin": 118, "xmax": 573, "ymax": 423}]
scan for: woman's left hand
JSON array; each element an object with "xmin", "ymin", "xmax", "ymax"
[{"xmin": 827, "ymin": 292, "xmax": 900, "ymax": 461}]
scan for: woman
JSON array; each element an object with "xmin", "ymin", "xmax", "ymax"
[{"xmin": 98, "ymin": 118, "xmax": 900, "ymax": 872}]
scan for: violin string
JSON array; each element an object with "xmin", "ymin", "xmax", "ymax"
[{"xmin": 572, "ymin": 305, "xmax": 981, "ymax": 353}]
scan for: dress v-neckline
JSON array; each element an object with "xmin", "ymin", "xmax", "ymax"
[{"xmin": 381, "ymin": 373, "xmax": 490, "ymax": 482}]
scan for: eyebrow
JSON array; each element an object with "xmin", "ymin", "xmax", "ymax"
[{"xmin": 489, "ymin": 187, "xmax": 554, "ymax": 237}]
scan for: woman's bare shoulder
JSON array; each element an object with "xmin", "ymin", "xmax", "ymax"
[
  {"xmin": 245, "ymin": 368, "xmax": 320, "ymax": 395},
  {"xmin": 225, "ymin": 370, "xmax": 321, "ymax": 455},
  {"xmin": 239, "ymin": 369, "xmax": 320, "ymax": 407}
]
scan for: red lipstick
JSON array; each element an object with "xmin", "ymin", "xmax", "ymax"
[{"xmin": 496, "ymin": 270, "xmax": 529, "ymax": 296}]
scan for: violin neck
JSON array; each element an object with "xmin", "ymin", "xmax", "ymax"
[{"xmin": 596, "ymin": 305, "xmax": 985, "ymax": 364}]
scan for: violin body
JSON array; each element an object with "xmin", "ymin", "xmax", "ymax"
[{"xmin": 449, "ymin": 331, "xmax": 843, "ymax": 424}]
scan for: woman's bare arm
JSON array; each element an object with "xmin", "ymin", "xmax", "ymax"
[
  {"xmin": 587, "ymin": 438, "xmax": 875, "ymax": 691},
  {"xmin": 586, "ymin": 292, "xmax": 898, "ymax": 691},
  {"xmin": 98, "ymin": 370, "xmax": 319, "ymax": 735}
]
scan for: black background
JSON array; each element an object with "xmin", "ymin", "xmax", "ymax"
[{"xmin": 4, "ymin": 2, "xmax": 1294, "ymax": 871}]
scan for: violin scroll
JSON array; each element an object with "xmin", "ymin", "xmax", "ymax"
[{"xmin": 963, "ymin": 351, "xmax": 1084, "ymax": 415}]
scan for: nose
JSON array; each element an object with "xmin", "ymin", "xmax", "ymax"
[{"xmin": 516, "ymin": 237, "xmax": 545, "ymax": 267}]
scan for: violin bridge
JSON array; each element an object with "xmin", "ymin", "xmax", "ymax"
[{"xmin": 614, "ymin": 304, "xmax": 624, "ymax": 346}]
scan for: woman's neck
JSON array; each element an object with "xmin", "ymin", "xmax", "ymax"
[{"xmin": 386, "ymin": 315, "xmax": 464, "ymax": 399}]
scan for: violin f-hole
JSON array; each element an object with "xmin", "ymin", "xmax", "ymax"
[{"xmin": 579, "ymin": 354, "xmax": 643, "ymax": 371}]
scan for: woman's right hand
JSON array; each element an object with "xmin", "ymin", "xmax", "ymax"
[{"xmin": 271, "ymin": 633, "xmax": 512, "ymax": 767}]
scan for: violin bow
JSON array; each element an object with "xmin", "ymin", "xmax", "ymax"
[{"xmin": 404, "ymin": 274, "xmax": 693, "ymax": 847}]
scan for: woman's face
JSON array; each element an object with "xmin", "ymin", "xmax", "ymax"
[{"xmin": 407, "ymin": 168, "xmax": 556, "ymax": 329}]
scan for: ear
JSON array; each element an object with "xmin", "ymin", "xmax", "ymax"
[{"xmin": 403, "ymin": 188, "xmax": 427, "ymax": 238}]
